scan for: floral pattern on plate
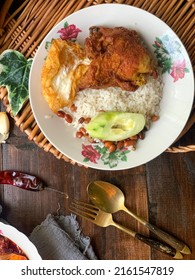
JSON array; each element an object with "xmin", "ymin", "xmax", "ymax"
[
  {"xmin": 153, "ymin": 33, "xmax": 189, "ymax": 82},
  {"xmin": 82, "ymin": 144, "xmax": 130, "ymax": 168},
  {"xmin": 57, "ymin": 21, "xmax": 82, "ymax": 41},
  {"xmin": 45, "ymin": 21, "xmax": 81, "ymax": 50}
]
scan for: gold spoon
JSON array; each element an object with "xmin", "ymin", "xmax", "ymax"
[{"xmin": 87, "ymin": 180, "xmax": 191, "ymax": 255}]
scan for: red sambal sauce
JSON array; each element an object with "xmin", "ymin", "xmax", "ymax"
[{"xmin": 0, "ymin": 234, "xmax": 28, "ymax": 260}]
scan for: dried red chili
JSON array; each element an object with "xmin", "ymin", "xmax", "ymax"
[{"xmin": 0, "ymin": 170, "xmax": 44, "ymax": 191}]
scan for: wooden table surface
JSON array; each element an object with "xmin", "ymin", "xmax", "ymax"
[
  {"xmin": 0, "ymin": 113, "xmax": 195, "ymax": 260},
  {"xmin": 0, "ymin": 0, "xmax": 195, "ymax": 261}
]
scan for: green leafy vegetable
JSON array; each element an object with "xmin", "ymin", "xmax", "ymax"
[{"xmin": 0, "ymin": 50, "xmax": 32, "ymax": 116}]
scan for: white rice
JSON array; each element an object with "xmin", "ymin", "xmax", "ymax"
[{"xmin": 65, "ymin": 74, "xmax": 163, "ymax": 129}]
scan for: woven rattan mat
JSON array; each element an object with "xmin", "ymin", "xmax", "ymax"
[{"xmin": 0, "ymin": 0, "xmax": 195, "ymax": 164}]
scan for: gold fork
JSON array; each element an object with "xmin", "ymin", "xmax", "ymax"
[{"xmin": 69, "ymin": 200, "xmax": 183, "ymax": 259}]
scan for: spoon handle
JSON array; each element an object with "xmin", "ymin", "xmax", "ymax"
[
  {"xmin": 124, "ymin": 208, "xmax": 191, "ymax": 254},
  {"xmin": 112, "ymin": 221, "xmax": 182, "ymax": 259}
]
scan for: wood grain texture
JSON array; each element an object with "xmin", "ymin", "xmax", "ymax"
[
  {"xmin": 146, "ymin": 126, "xmax": 195, "ymax": 260},
  {"xmin": 0, "ymin": 123, "xmax": 195, "ymax": 260},
  {"xmin": 0, "ymin": 0, "xmax": 195, "ymax": 260}
]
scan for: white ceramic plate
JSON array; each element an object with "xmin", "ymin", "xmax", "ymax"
[
  {"xmin": 29, "ymin": 4, "xmax": 194, "ymax": 170},
  {"xmin": 0, "ymin": 222, "xmax": 41, "ymax": 260}
]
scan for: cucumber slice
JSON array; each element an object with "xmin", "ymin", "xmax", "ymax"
[{"xmin": 86, "ymin": 112, "xmax": 145, "ymax": 141}]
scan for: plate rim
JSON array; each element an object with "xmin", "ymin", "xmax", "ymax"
[{"xmin": 0, "ymin": 222, "xmax": 42, "ymax": 260}]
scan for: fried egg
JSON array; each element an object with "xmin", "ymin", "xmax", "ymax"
[{"xmin": 41, "ymin": 39, "xmax": 90, "ymax": 113}]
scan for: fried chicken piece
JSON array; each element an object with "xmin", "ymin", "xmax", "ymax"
[{"xmin": 78, "ymin": 26, "xmax": 156, "ymax": 92}]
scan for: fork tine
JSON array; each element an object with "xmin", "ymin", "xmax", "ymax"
[
  {"xmin": 70, "ymin": 203, "xmax": 97, "ymax": 218},
  {"xmin": 69, "ymin": 205, "xmax": 95, "ymax": 222},
  {"xmin": 69, "ymin": 200, "xmax": 99, "ymax": 221},
  {"xmin": 72, "ymin": 199, "xmax": 100, "ymax": 212}
]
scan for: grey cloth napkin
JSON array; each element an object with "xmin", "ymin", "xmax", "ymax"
[
  {"xmin": 29, "ymin": 214, "xmax": 98, "ymax": 260},
  {"xmin": 0, "ymin": 205, "xmax": 97, "ymax": 260}
]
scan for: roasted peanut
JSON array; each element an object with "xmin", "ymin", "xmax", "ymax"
[
  {"xmin": 84, "ymin": 117, "xmax": 91, "ymax": 124},
  {"xmin": 138, "ymin": 131, "xmax": 145, "ymax": 139},
  {"xmin": 108, "ymin": 144, "xmax": 117, "ymax": 153},
  {"xmin": 79, "ymin": 127, "xmax": 87, "ymax": 135},
  {"xmin": 78, "ymin": 117, "xmax": 85, "ymax": 124},
  {"xmin": 70, "ymin": 104, "xmax": 77, "ymax": 112},
  {"xmin": 117, "ymin": 141, "xmax": 124, "ymax": 149},
  {"xmin": 64, "ymin": 113, "xmax": 73, "ymax": 123},
  {"xmin": 86, "ymin": 135, "xmax": 95, "ymax": 143},
  {"xmin": 124, "ymin": 139, "xmax": 136, "ymax": 148},
  {"xmin": 57, "ymin": 110, "xmax": 66, "ymax": 118},
  {"xmin": 76, "ymin": 131, "xmax": 83, "ymax": 138},
  {"xmin": 104, "ymin": 141, "xmax": 113, "ymax": 148},
  {"xmin": 151, "ymin": 114, "xmax": 159, "ymax": 122},
  {"xmin": 130, "ymin": 135, "xmax": 138, "ymax": 140}
]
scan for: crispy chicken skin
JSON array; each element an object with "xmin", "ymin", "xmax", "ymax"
[{"xmin": 78, "ymin": 26, "xmax": 157, "ymax": 91}]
